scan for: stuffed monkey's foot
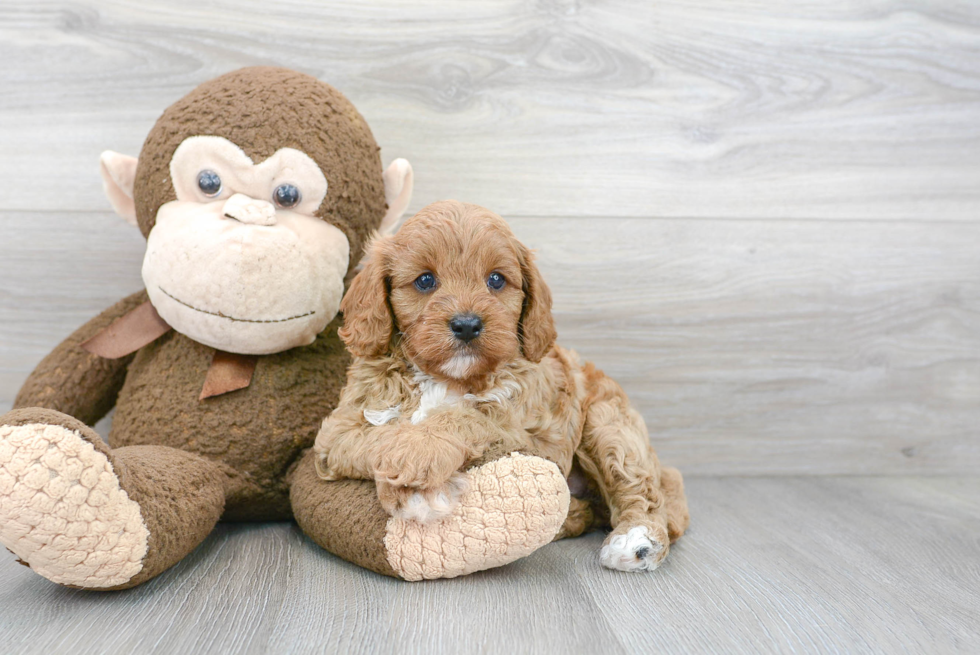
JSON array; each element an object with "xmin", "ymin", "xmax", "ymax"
[
  {"xmin": 599, "ymin": 522, "xmax": 670, "ymax": 572},
  {"xmin": 0, "ymin": 420, "xmax": 149, "ymax": 588},
  {"xmin": 1, "ymin": 408, "xmax": 225, "ymax": 590},
  {"xmin": 384, "ymin": 452, "xmax": 570, "ymax": 581}
]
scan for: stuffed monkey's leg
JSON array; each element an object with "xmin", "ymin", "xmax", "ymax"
[
  {"xmin": 0, "ymin": 408, "xmax": 224, "ymax": 590},
  {"xmin": 576, "ymin": 369, "xmax": 689, "ymax": 572},
  {"xmin": 290, "ymin": 449, "xmax": 570, "ymax": 581}
]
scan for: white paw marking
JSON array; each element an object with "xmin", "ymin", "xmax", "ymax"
[
  {"xmin": 599, "ymin": 526, "xmax": 664, "ymax": 572},
  {"xmin": 392, "ymin": 475, "xmax": 468, "ymax": 524},
  {"xmin": 0, "ymin": 423, "xmax": 149, "ymax": 587}
]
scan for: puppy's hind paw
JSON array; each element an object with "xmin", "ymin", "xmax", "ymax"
[{"xmin": 599, "ymin": 526, "xmax": 666, "ymax": 572}]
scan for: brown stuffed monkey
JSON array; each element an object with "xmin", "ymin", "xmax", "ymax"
[{"xmin": 0, "ymin": 67, "xmax": 573, "ymax": 588}]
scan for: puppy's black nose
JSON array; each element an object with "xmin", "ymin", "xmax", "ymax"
[{"xmin": 450, "ymin": 314, "xmax": 482, "ymax": 343}]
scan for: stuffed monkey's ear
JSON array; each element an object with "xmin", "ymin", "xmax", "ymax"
[
  {"xmin": 99, "ymin": 151, "xmax": 139, "ymax": 227},
  {"xmin": 339, "ymin": 242, "xmax": 393, "ymax": 358},
  {"xmin": 517, "ymin": 242, "xmax": 557, "ymax": 363},
  {"xmin": 378, "ymin": 159, "xmax": 413, "ymax": 237}
]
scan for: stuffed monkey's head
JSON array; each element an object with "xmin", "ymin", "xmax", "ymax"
[{"xmin": 99, "ymin": 67, "xmax": 413, "ymax": 355}]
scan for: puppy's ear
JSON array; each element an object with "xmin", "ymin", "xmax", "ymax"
[
  {"xmin": 339, "ymin": 239, "xmax": 393, "ymax": 358},
  {"xmin": 517, "ymin": 242, "xmax": 557, "ymax": 362}
]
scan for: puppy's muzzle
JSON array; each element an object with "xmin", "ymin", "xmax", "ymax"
[{"xmin": 449, "ymin": 313, "xmax": 482, "ymax": 343}]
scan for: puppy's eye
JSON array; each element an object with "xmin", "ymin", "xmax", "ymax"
[
  {"xmin": 197, "ymin": 170, "xmax": 222, "ymax": 197},
  {"xmin": 414, "ymin": 272, "xmax": 437, "ymax": 292},
  {"xmin": 487, "ymin": 272, "xmax": 506, "ymax": 291},
  {"xmin": 273, "ymin": 183, "xmax": 301, "ymax": 208}
]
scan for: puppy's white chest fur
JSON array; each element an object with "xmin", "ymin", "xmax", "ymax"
[
  {"xmin": 362, "ymin": 367, "xmax": 517, "ymax": 427},
  {"xmin": 362, "ymin": 371, "xmax": 462, "ymax": 426},
  {"xmin": 410, "ymin": 374, "xmax": 462, "ymax": 424}
]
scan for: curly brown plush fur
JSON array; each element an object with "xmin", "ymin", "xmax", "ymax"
[
  {"xmin": 133, "ymin": 66, "xmax": 386, "ymax": 265},
  {"xmin": 0, "ymin": 69, "xmax": 390, "ymax": 586},
  {"xmin": 17, "ymin": 67, "xmax": 385, "ymax": 522}
]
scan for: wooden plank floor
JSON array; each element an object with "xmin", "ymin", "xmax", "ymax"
[{"xmin": 2, "ymin": 476, "xmax": 978, "ymax": 655}]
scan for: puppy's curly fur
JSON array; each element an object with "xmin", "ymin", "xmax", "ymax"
[{"xmin": 315, "ymin": 201, "xmax": 689, "ymax": 571}]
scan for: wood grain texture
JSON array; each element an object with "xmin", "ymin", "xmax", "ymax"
[
  {"xmin": 513, "ymin": 217, "xmax": 980, "ymax": 475},
  {"xmin": 1, "ymin": 476, "xmax": 977, "ymax": 654},
  {"xmin": 2, "ymin": 3, "xmax": 979, "ymax": 649},
  {"xmin": 2, "ymin": 211, "xmax": 977, "ymax": 474},
  {"xmin": 0, "ymin": 1, "xmax": 978, "ymax": 219}
]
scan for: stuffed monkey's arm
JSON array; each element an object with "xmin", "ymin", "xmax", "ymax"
[{"xmin": 12, "ymin": 290, "xmax": 148, "ymax": 425}]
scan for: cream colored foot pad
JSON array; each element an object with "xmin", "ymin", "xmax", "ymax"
[
  {"xmin": 385, "ymin": 453, "xmax": 570, "ymax": 581},
  {"xmin": 0, "ymin": 423, "xmax": 149, "ymax": 588}
]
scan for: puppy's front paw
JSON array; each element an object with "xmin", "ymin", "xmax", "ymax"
[
  {"xmin": 599, "ymin": 525, "xmax": 667, "ymax": 572},
  {"xmin": 374, "ymin": 429, "xmax": 466, "ymax": 490},
  {"xmin": 377, "ymin": 474, "xmax": 468, "ymax": 524}
]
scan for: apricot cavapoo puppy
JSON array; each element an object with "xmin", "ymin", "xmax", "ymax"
[{"xmin": 314, "ymin": 200, "xmax": 689, "ymax": 571}]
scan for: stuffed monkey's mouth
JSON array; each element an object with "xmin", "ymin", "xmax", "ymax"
[{"xmin": 158, "ymin": 286, "xmax": 316, "ymax": 324}]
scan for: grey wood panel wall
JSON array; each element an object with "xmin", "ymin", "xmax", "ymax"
[{"xmin": 1, "ymin": 0, "xmax": 978, "ymax": 475}]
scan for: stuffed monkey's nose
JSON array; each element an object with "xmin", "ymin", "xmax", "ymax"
[{"xmin": 222, "ymin": 193, "xmax": 277, "ymax": 226}]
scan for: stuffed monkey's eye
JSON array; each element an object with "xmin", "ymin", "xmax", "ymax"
[
  {"xmin": 273, "ymin": 183, "xmax": 301, "ymax": 208},
  {"xmin": 197, "ymin": 170, "xmax": 222, "ymax": 197},
  {"xmin": 487, "ymin": 272, "xmax": 506, "ymax": 291},
  {"xmin": 414, "ymin": 272, "xmax": 437, "ymax": 292}
]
